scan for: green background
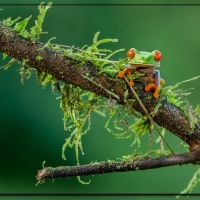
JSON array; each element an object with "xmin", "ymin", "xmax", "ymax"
[{"xmin": 0, "ymin": 0, "xmax": 200, "ymax": 196}]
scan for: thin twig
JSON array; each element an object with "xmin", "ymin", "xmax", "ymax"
[{"xmin": 36, "ymin": 151, "xmax": 200, "ymax": 180}]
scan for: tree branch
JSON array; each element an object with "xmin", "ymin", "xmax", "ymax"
[
  {"xmin": 36, "ymin": 151, "xmax": 200, "ymax": 180},
  {"xmin": 1, "ymin": 22, "xmax": 200, "ymax": 179}
]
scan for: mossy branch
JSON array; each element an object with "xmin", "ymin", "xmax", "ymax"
[
  {"xmin": 0, "ymin": 21, "xmax": 200, "ymax": 180},
  {"xmin": 36, "ymin": 151, "xmax": 200, "ymax": 181},
  {"xmin": 0, "ymin": 21, "xmax": 199, "ymax": 151}
]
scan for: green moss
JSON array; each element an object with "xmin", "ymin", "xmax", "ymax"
[
  {"xmin": 118, "ymin": 149, "xmax": 171, "ymax": 163},
  {"xmin": 28, "ymin": 2, "xmax": 52, "ymax": 41},
  {"xmin": 177, "ymin": 168, "xmax": 200, "ymax": 197},
  {"xmin": 20, "ymin": 66, "xmax": 34, "ymax": 84},
  {"xmin": 13, "ymin": 16, "xmax": 32, "ymax": 37},
  {"xmin": 59, "ymin": 83, "xmax": 104, "ymax": 166},
  {"xmin": 42, "ymin": 160, "xmax": 46, "ymax": 169},
  {"xmin": 158, "ymin": 75, "xmax": 200, "ymax": 132},
  {"xmin": 1, "ymin": 58, "xmax": 16, "ymax": 70},
  {"xmin": 3, "ymin": 16, "xmax": 21, "ymax": 27},
  {"xmin": 35, "ymin": 179, "xmax": 45, "ymax": 186}
]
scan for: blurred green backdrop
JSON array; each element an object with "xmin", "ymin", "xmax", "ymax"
[{"xmin": 0, "ymin": 0, "xmax": 200, "ymax": 196}]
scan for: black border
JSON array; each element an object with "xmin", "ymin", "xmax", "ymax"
[{"xmin": 0, "ymin": 3, "xmax": 200, "ymax": 6}]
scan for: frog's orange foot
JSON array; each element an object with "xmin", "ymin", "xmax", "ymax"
[
  {"xmin": 160, "ymin": 78, "xmax": 165, "ymax": 86},
  {"xmin": 129, "ymin": 79, "xmax": 134, "ymax": 86},
  {"xmin": 118, "ymin": 71, "xmax": 125, "ymax": 78},
  {"xmin": 145, "ymin": 83, "xmax": 157, "ymax": 92},
  {"xmin": 153, "ymin": 89, "xmax": 159, "ymax": 99},
  {"xmin": 145, "ymin": 84, "xmax": 159, "ymax": 98},
  {"xmin": 118, "ymin": 69, "xmax": 132, "ymax": 78}
]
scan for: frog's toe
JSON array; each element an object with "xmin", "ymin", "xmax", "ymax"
[
  {"xmin": 160, "ymin": 78, "xmax": 165, "ymax": 86},
  {"xmin": 145, "ymin": 84, "xmax": 151, "ymax": 92},
  {"xmin": 118, "ymin": 71, "xmax": 125, "ymax": 78},
  {"xmin": 153, "ymin": 90, "xmax": 159, "ymax": 99},
  {"xmin": 129, "ymin": 80, "xmax": 134, "ymax": 86}
]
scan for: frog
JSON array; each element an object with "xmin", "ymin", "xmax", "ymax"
[{"xmin": 118, "ymin": 48, "xmax": 165, "ymax": 98}]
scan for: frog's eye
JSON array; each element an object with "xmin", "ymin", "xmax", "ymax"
[
  {"xmin": 127, "ymin": 48, "xmax": 136, "ymax": 58},
  {"xmin": 154, "ymin": 50, "xmax": 162, "ymax": 61}
]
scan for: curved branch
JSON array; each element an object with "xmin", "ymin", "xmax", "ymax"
[
  {"xmin": 1, "ymin": 22, "xmax": 200, "ymax": 177},
  {"xmin": 36, "ymin": 151, "xmax": 200, "ymax": 180}
]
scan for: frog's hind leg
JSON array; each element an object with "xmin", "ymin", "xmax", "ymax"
[{"xmin": 145, "ymin": 83, "xmax": 157, "ymax": 92}]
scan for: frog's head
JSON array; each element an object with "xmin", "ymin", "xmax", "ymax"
[{"xmin": 127, "ymin": 48, "xmax": 162, "ymax": 68}]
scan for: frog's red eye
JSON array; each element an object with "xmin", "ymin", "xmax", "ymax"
[
  {"xmin": 154, "ymin": 50, "xmax": 162, "ymax": 61},
  {"xmin": 127, "ymin": 48, "xmax": 135, "ymax": 58}
]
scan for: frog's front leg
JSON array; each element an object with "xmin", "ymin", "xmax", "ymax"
[
  {"xmin": 145, "ymin": 83, "xmax": 159, "ymax": 98},
  {"xmin": 118, "ymin": 67, "xmax": 135, "ymax": 86}
]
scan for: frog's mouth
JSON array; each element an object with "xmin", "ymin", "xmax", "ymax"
[{"xmin": 128, "ymin": 63, "xmax": 160, "ymax": 68}]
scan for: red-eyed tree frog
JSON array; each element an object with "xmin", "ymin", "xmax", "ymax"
[{"xmin": 118, "ymin": 48, "xmax": 165, "ymax": 98}]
